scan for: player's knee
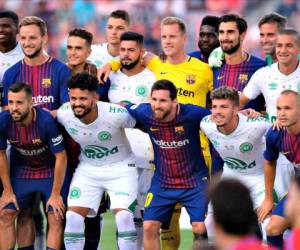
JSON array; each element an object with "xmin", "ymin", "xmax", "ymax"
[
  {"xmin": 65, "ymin": 210, "xmax": 85, "ymax": 232},
  {"xmin": 115, "ymin": 210, "xmax": 135, "ymax": 231},
  {"xmin": 192, "ymin": 222, "xmax": 206, "ymax": 235},
  {"xmin": 17, "ymin": 208, "xmax": 33, "ymax": 227},
  {"xmin": 47, "ymin": 212, "xmax": 63, "ymax": 232},
  {"xmin": 266, "ymin": 220, "xmax": 285, "ymax": 236},
  {"xmin": 143, "ymin": 221, "xmax": 160, "ymax": 238},
  {"xmin": 0, "ymin": 209, "xmax": 17, "ymax": 227}
]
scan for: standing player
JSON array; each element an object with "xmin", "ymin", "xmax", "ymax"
[
  {"xmin": 259, "ymin": 90, "xmax": 300, "ymax": 249},
  {"xmin": 0, "ymin": 82, "xmax": 67, "ymax": 250},
  {"xmin": 240, "ymin": 28, "xmax": 299, "ymax": 223},
  {"xmin": 88, "ymin": 10, "xmax": 130, "ymax": 69},
  {"xmin": 284, "ymin": 175, "xmax": 300, "ymax": 250},
  {"xmin": 57, "ymin": 72, "xmax": 138, "ymax": 250},
  {"xmin": 101, "ymin": 31, "xmax": 156, "ymax": 249},
  {"xmin": 100, "ymin": 16, "xmax": 213, "ymax": 249},
  {"xmin": 211, "ymin": 14, "xmax": 266, "ymax": 111},
  {"xmin": 125, "ymin": 79, "xmax": 210, "ymax": 250},
  {"xmin": 1, "ymin": 15, "xmax": 71, "ymax": 249},
  {"xmin": 258, "ymin": 13, "xmax": 287, "ymax": 65},
  {"xmin": 200, "ymin": 87, "xmax": 270, "ymax": 239},
  {"xmin": 188, "ymin": 15, "xmax": 220, "ymax": 63},
  {"xmin": 210, "ymin": 178, "xmax": 272, "ymax": 250}
]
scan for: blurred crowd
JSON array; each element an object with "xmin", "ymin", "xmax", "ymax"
[{"xmin": 1, "ymin": 0, "xmax": 299, "ymax": 61}]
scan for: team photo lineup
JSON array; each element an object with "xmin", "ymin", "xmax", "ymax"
[{"xmin": 0, "ymin": 1, "xmax": 300, "ymax": 250}]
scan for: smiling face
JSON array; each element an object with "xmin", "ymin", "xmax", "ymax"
[
  {"xmin": 0, "ymin": 17, "xmax": 17, "ymax": 46},
  {"xmin": 276, "ymin": 34, "xmax": 300, "ymax": 66},
  {"xmin": 120, "ymin": 40, "xmax": 143, "ymax": 70},
  {"xmin": 67, "ymin": 35, "xmax": 91, "ymax": 68},
  {"xmin": 259, "ymin": 22, "xmax": 279, "ymax": 56},
  {"xmin": 219, "ymin": 21, "xmax": 244, "ymax": 55},
  {"xmin": 19, "ymin": 24, "xmax": 46, "ymax": 59},
  {"xmin": 8, "ymin": 90, "xmax": 32, "ymax": 122},
  {"xmin": 161, "ymin": 23, "xmax": 186, "ymax": 58}
]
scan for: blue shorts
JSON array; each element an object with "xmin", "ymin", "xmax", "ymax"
[
  {"xmin": 144, "ymin": 180, "xmax": 208, "ymax": 224},
  {"xmin": 6, "ymin": 173, "xmax": 70, "ymax": 211},
  {"xmin": 272, "ymin": 194, "xmax": 287, "ymax": 217}
]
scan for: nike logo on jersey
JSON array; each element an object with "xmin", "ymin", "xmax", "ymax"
[
  {"xmin": 160, "ymin": 72, "xmax": 167, "ymax": 75},
  {"xmin": 217, "ymin": 75, "xmax": 224, "ymax": 80},
  {"xmin": 282, "ymin": 151, "xmax": 290, "ymax": 155},
  {"xmin": 150, "ymin": 127, "xmax": 159, "ymax": 132}
]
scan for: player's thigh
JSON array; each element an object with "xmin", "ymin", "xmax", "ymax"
[
  {"xmin": 105, "ymin": 162, "xmax": 138, "ymax": 211},
  {"xmin": 67, "ymin": 164, "xmax": 104, "ymax": 217},
  {"xmin": 143, "ymin": 184, "xmax": 178, "ymax": 226},
  {"xmin": 181, "ymin": 182, "xmax": 208, "ymax": 223}
]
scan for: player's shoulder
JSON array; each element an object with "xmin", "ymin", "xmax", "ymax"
[
  {"xmin": 188, "ymin": 50, "xmax": 201, "ymax": 59},
  {"xmin": 49, "ymin": 57, "xmax": 70, "ymax": 71},
  {"xmin": 244, "ymin": 115, "xmax": 269, "ymax": 124},
  {"xmin": 57, "ymin": 102, "xmax": 73, "ymax": 121},
  {"xmin": 187, "ymin": 56, "xmax": 210, "ymax": 70},
  {"xmin": 99, "ymin": 101, "xmax": 129, "ymax": 115},
  {"xmin": 248, "ymin": 54, "xmax": 267, "ymax": 67},
  {"xmin": 35, "ymin": 107, "xmax": 56, "ymax": 122},
  {"xmin": 4, "ymin": 60, "xmax": 22, "ymax": 75},
  {"xmin": 181, "ymin": 103, "xmax": 210, "ymax": 118},
  {"xmin": 0, "ymin": 110, "xmax": 11, "ymax": 124},
  {"xmin": 265, "ymin": 127, "xmax": 282, "ymax": 142}
]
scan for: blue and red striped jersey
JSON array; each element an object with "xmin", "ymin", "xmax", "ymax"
[
  {"xmin": 2, "ymin": 57, "xmax": 70, "ymax": 110},
  {"xmin": 0, "ymin": 107, "xmax": 65, "ymax": 179},
  {"xmin": 213, "ymin": 54, "xmax": 266, "ymax": 111},
  {"xmin": 126, "ymin": 103, "xmax": 210, "ymax": 188},
  {"xmin": 264, "ymin": 128, "xmax": 300, "ymax": 171}
]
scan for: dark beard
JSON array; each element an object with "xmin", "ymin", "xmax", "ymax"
[
  {"xmin": 222, "ymin": 41, "xmax": 240, "ymax": 55},
  {"xmin": 121, "ymin": 57, "xmax": 140, "ymax": 70},
  {"xmin": 73, "ymin": 106, "xmax": 93, "ymax": 119}
]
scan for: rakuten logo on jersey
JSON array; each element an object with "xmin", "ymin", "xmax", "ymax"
[
  {"xmin": 32, "ymin": 95, "xmax": 54, "ymax": 104},
  {"xmin": 152, "ymin": 138, "xmax": 189, "ymax": 148},
  {"xmin": 83, "ymin": 145, "xmax": 119, "ymax": 159}
]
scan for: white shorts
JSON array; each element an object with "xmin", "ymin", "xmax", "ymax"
[
  {"xmin": 137, "ymin": 167, "xmax": 154, "ymax": 210},
  {"xmin": 125, "ymin": 128, "xmax": 154, "ymax": 169},
  {"xmin": 222, "ymin": 168, "xmax": 265, "ymax": 209},
  {"xmin": 68, "ymin": 158, "xmax": 138, "ymax": 217}
]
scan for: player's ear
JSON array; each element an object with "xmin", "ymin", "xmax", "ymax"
[
  {"xmin": 240, "ymin": 31, "xmax": 246, "ymax": 42},
  {"xmin": 42, "ymin": 33, "xmax": 48, "ymax": 45}
]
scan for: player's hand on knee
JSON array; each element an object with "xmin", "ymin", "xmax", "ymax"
[
  {"xmin": 46, "ymin": 194, "xmax": 65, "ymax": 220},
  {"xmin": 257, "ymin": 198, "xmax": 274, "ymax": 223},
  {"xmin": 0, "ymin": 189, "xmax": 19, "ymax": 210}
]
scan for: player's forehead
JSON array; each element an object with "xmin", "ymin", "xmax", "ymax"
[
  {"xmin": 151, "ymin": 89, "xmax": 172, "ymax": 100},
  {"xmin": 67, "ymin": 35, "xmax": 88, "ymax": 47},
  {"xmin": 107, "ymin": 17, "xmax": 128, "ymax": 27},
  {"xmin": 120, "ymin": 40, "xmax": 138, "ymax": 49},
  {"xmin": 219, "ymin": 21, "xmax": 238, "ymax": 32},
  {"xmin": 8, "ymin": 90, "xmax": 27, "ymax": 100},
  {"xmin": 0, "ymin": 17, "xmax": 16, "ymax": 27},
  {"xmin": 276, "ymin": 34, "xmax": 297, "ymax": 45},
  {"xmin": 200, "ymin": 25, "xmax": 217, "ymax": 35},
  {"xmin": 19, "ymin": 24, "xmax": 42, "ymax": 36},
  {"xmin": 259, "ymin": 22, "xmax": 279, "ymax": 33},
  {"xmin": 161, "ymin": 23, "xmax": 183, "ymax": 35},
  {"xmin": 69, "ymin": 88, "xmax": 93, "ymax": 97}
]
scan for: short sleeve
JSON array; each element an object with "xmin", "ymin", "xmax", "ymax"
[
  {"xmin": 263, "ymin": 128, "xmax": 280, "ymax": 161},
  {"xmin": 44, "ymin": 115, "xmax": 65, "ymax": 154},
  {"xmin": 243, "ymin": 69, "xmax": 263, "ymax": 100}
]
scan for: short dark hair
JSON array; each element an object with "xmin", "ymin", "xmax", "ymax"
[
  {"xmin": 9, "ymin": 82, "xmax": 32, "ymax": 99},
  {"xmin": 211, "ymin": 86, "xmax": 239, "ymax": 106},
  {"xmin": 209, "ymin": 178, "xmax": 257, "ymax": 236},
  {"xmin": 0, "ymin": 10, "xmax": 19, "ymax": 27},
  {"xmin": 120, "ymin": 31, "xmax": 144, "ymax": 46},
  {"xmin": 109, "ymin": 10, "xmax": 130, "ymax": 25},
  {"xmin": 278, "ymin": 28, "xmax": 300, "ymax": 46},
  {"xmin": 258, "ymin": 12, "xmax": 287, "ymax": 30},
  {"xmin": 201, "ymin": 15, "xmax": 220, "ymax": 32},
  {"xmin": 68, "ymin": 28, "xmax": 93, "ymax": 46},
  {"xmin": 68, "ymin": 72, "xmax": 99, "ymax": 92},
  {"xmin": 151, "ymin": 79, "xmax": 177, "ymax": 100},
  {"xmin": 219, "ymin": 14, "xmax": 247, "ymax": 34}
]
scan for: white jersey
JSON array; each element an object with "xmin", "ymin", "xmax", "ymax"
[
  {"xmin": 108, "ymin": 69, "xmax": 156, "ymax": 169},
  {"xmin": 108, "ymin": 68, "xmax": 156, "ymax": 104},
  {"xmin": 57, "ymin": 101, "xmax": 136, "ymax": 166},
  {"xmin": 243, "ymin": 62, "xmax": 300, "ymax": 123},
  {"xmin": 200, "ymin": 113, "xmax": 270, "ymax": 175},
  {"xmin": 88, "ymin": 42, "xmax": 119, "ymax": 68},
  {"xmin": 0, "ymin": 43, "xmax": 24, "ymax": 81}
]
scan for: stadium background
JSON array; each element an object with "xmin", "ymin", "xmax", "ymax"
[{"xmin": 3, "ymin": 0, "xmax": 300, "ymax": 249}]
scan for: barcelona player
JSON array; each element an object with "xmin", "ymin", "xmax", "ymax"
[{"xmin": 0, "ymin": 82, "xmax": 67, "ymax": 250}]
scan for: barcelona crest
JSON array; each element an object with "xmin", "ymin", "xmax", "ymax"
[
  {"xmin": 186, "ymin": 74, "xmax": 196, "ymax": 84},
  {"xmin": 42, "ymin": 78, "xmax": 52, "ymax": 88},
  {"xmin": 238, "ymin": 74, "xmax": 248, "ymax": 84}
]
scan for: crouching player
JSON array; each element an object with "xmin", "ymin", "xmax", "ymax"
[
  {"xmin": 0, "ymin": 82, "xmax": 67, "ymax": 250},
  {"xmin": 57, "ymin": 72, "xmax": 138, "ymax": 250}
]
